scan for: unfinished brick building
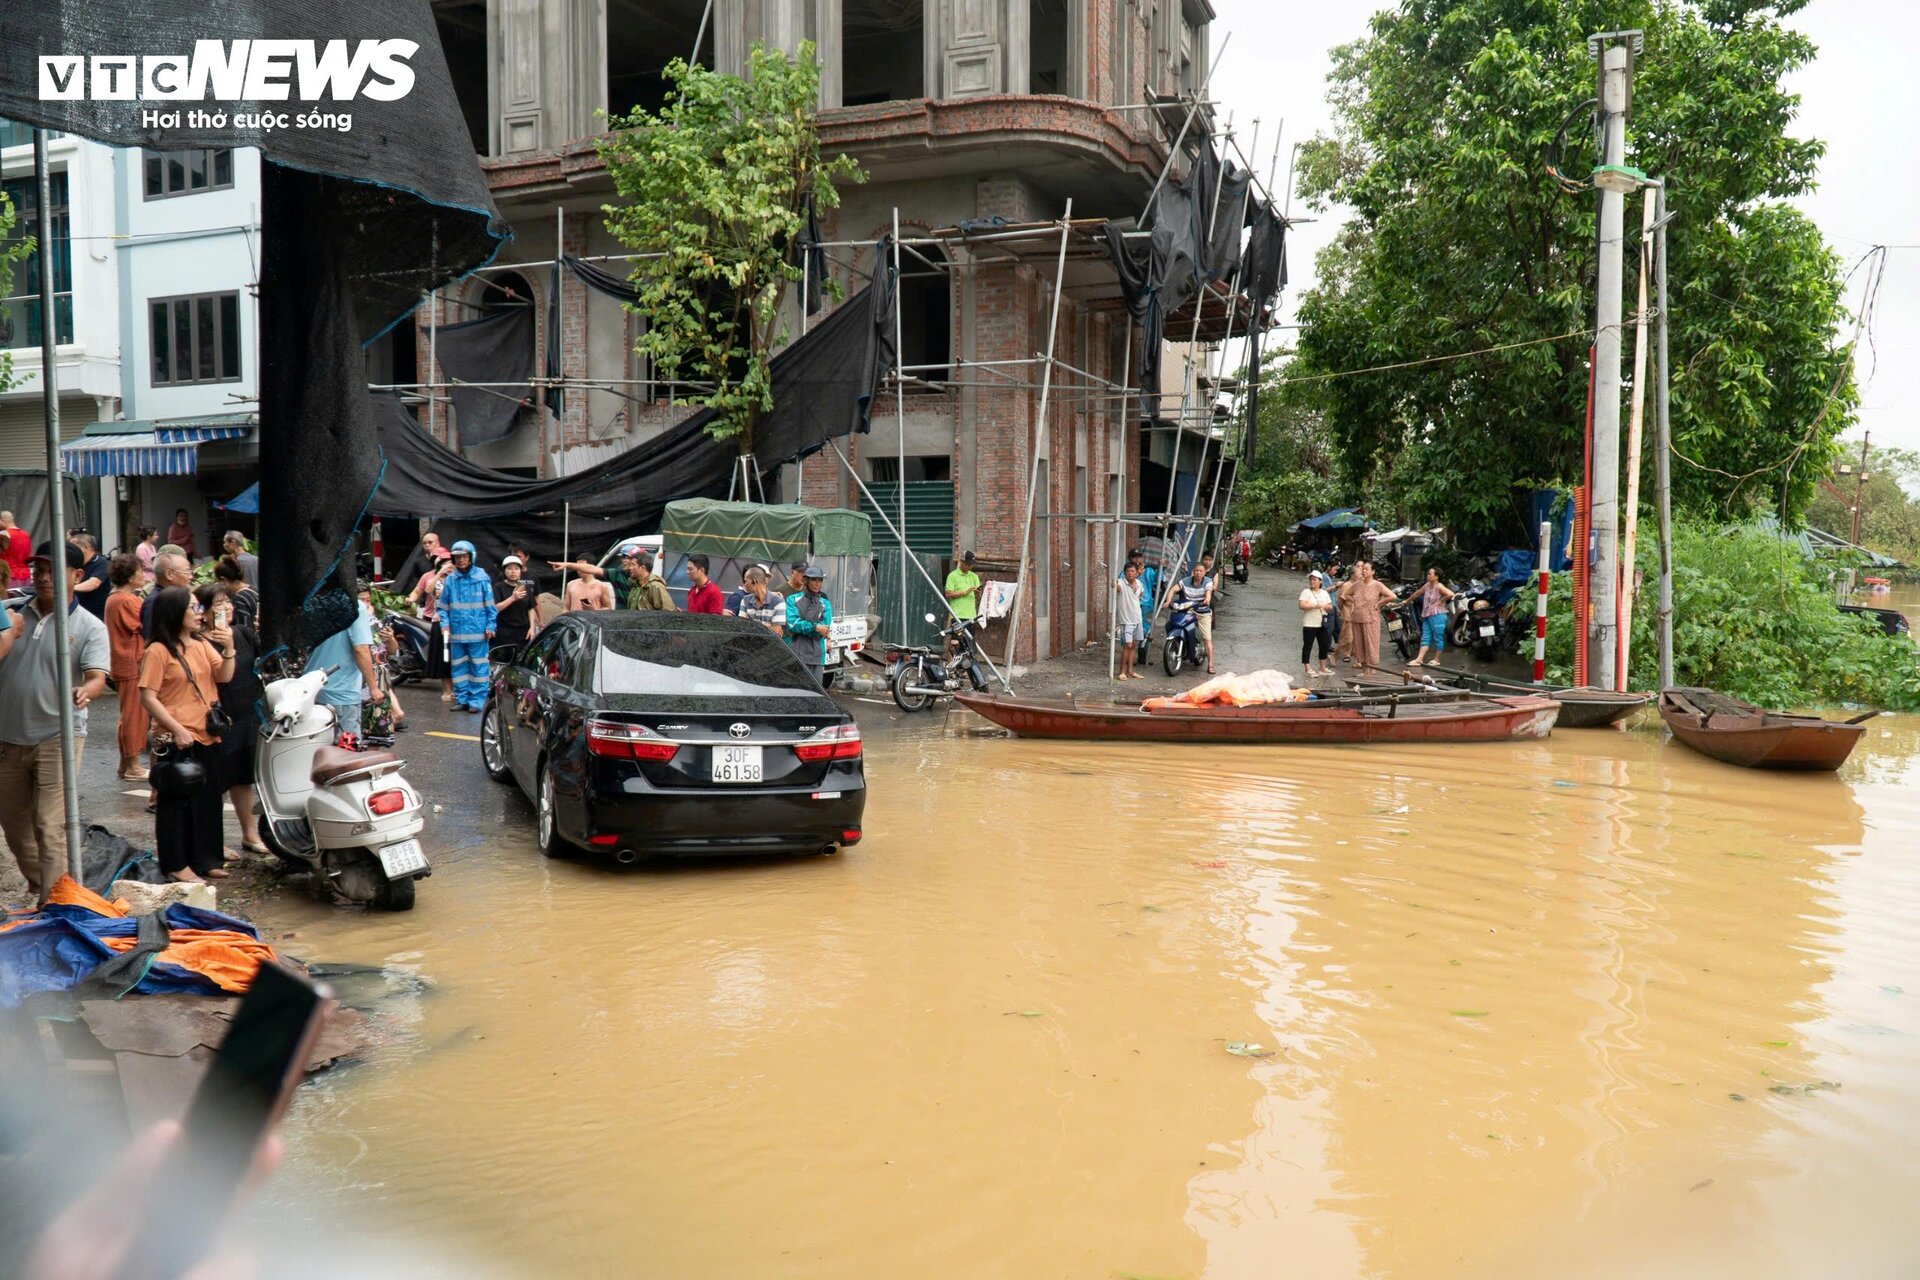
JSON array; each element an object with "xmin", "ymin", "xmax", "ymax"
[{"xmin": 379, "ymin": 0, "xmax": 1240, "ymax": 661}]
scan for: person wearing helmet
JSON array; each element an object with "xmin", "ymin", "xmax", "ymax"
[
  {"xmin": 784, "ymin": 565, "xmax": 834, "ymax": 687},
  {"xmin": 494, "ymin": 555, "xmax": 538, "ymax": 647},
  {"xmin": 440, "ymin": 540, "xmax": 497, "ymax": 712}
]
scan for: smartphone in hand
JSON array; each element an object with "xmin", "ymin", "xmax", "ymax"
[{"xmin": 115, "ymin": 961, "xmax": 335, "ymax": 1280}]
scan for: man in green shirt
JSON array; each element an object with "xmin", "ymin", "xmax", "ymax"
[
  {"xmin": 621, "ymin": 551, "xmax": 675, "ymax": 611},
  {"xmin": 943, "ymin": 550, "xmax": 982, "ymax": 622}
]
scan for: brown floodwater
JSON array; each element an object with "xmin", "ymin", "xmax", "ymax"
[{"xmin": 253, "ymin": 708, "xmax": 1920, "ymax": 1278}]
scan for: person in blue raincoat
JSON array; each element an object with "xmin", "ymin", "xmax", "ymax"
[
  {"xmin": 784, "ymin": 565, "xmax": 833, "ymax": 687},
  {"xmin": 439, "ymin": 540, "xmax": 497, "ymax": 712}
]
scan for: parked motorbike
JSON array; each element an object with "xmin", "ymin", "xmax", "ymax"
[
  {"xmin": 257, "ymin": 667, "xmax": 430, "ymax": 911},
  {"xmin": 888, "ymin": 613, "xmax": 990, "ymax": 713},
  {"xmin": 1233, "ymin": 543, "xmax": 1251, "ymax": 584},
  {"xmin": 1448, "ymin": 580, "xmax": 1503, "ymax": 663},
  {"xmin": 1162, "ymin": 598, "xmax": 1202, "ymax": 677},
  {"xmin": 1384, "ymin": 597, "xmax": 1422, "ymax": 662},
  {"xmin": 381, "ymin": 609, "xmax": 432, "ymax": 685}
]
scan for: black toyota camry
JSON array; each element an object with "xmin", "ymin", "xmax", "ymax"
[{"xmin": 481, "ymin": 613, "xmax": 866, "ymax": 860}]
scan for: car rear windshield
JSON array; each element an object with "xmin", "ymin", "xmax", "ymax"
[{"xmin": 594, "ymin": 628, "xmax": 822, "ymax": 698}]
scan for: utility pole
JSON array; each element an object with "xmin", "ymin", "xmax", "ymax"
[
  {"xmin": 1653, "ymin": 183, "xmax": 1675, "ymax": 692},
  {"xmin": 1587, "ymin": 31, "xmax": 1642, "ymax": 692},
  {"xmin": 1850, "ymin": 432, "xmax": 1871, "ymax": 546}
]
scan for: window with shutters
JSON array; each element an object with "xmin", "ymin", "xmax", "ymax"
[{"xmin": 150, "ymin": 292, "xmax": 243, "ymax": 386}]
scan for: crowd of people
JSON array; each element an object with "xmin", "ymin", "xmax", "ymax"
[
  {"xmin": 1295, "ymin": 560, "xmax": 1455, "ymax": 678},
  {"xmin": 0, "ymin": 515, "xmax": 265, "ymax": 902}
]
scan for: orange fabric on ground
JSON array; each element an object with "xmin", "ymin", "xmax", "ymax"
[
  {"xmin": 44, "ymin": 876, "xmax": 128, "ymax": 916},
  {"xmin": 99, "ymin": 929, "xmax": 278, "ymax": 994}
]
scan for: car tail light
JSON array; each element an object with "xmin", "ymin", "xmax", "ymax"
[
  {"xmin": 588, "ymin": 833, "xmax": 621, "ymax": 847},
  {"xmin": 367, "ymin": 788, "xmax": 407, "ymax": 816},
  {"xmin": 587, "ymin": 716, "xmax": 679, "ymax": 761},
  {"xmin": 794, "ymin": 723, "xmax": 862, "ymax": 763},
  {"xmin": 840, "ymin": 828, "xmax": 863, "ymax": 845}
]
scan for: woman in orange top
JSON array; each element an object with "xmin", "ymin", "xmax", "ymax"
[
  {"xmin": 139, "ymin": 586, "xmax": 235, "ymax": 882},
  {"xmin": 102, "ymin": 554, "xmax": 149, "ymax": 779}
]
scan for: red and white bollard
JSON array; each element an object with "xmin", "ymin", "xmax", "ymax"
[
  {"xmin": 1533, "ymin": 519, "xmax": 1551, "ymax": 684},
  {"xmin": 371, "ymin": 518, "xmax": 384, "ymax": 582}
]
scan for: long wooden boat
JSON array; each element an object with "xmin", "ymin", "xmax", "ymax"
[
  {"xmin": 1375, "ymin": 665, "xmax": 1652, "ymax": 729},
  {"xmin": 1658, "ymin": 687, "xmax": 1871, "ymax": 771},
  {"xmin": 954, "ymin": 692, "xmax": 1560, "ymax": 744}
]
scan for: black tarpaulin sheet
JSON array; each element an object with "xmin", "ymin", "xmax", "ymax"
[
  {"xmin": 1, "ymin": 1, "xmax": 507, "ymax": 649},
  {"xmin": 437, "ymin": 306, "xmax": 534, "ymax": 445},
  {"xmin": 1191, "ymin": 144, "xmax": 1252, "ymax": 282},
  {"xmin": 372, "ymin": 284, "xmax": 886, "ymax": 552},
  {"xmin": 1104, "ymin": 174, "xmax": 1199, "ymax": 420},
  {"xmin": 1237, "ymin": 206, "xmax": 1287, "ymax": 462}
]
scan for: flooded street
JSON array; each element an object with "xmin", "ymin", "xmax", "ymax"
[{"xmin": 249, "ymin": 694, "xmax": 1920, "ymax": 1278}]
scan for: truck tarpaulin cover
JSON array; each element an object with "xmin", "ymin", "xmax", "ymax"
[
  {"xmin": 0, "ymin": 0, "xmax": 507, "ymax": 649},
  {"xmin": 662, "ymin": 499, "xmax": 874, "ymax": 562},
  {"xmin": 370, "ymin": 284, "xmax": 887, "ymax": 555}
]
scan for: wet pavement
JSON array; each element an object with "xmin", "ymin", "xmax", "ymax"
[{"xmin": 19, "ymin": 577, "xmax": 1920, "ymax": 1277}]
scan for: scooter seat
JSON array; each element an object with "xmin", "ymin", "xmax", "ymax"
[{"xmin": 310, "ymin": 744, "xmax": 401, "ymax": 784}]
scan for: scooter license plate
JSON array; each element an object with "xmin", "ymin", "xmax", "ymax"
[
  {"xmin": 712, "ymin": 745, "xmax": 763, "ymax": 783},
  {"xmin": 1387, "ymin": 619, "xmax": 1402, "ymax": 632},
  {"xmin": 1477, "ymin": 624, "xmax": 1497, "ymax": 638},
  {"xmin": 378, "ymin": 838, "xmax": 428, "ymax": 878}
]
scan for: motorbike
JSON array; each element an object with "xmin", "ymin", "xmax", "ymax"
[
  {"xmin": 257, "ymin": 666, "xmax": 430, "ymax": 911},
  {"xmin": 888, "ymin": 613, "xmax": 990, "ymax": 713},
  {"xmin": 1448, "ymin": 580, "xmax": 1504, "ymax": 663},
  {"xmin": 1232, "ymin": 544, "xmax": 1251, "ymax": 584},
  {"xmin": 1162, "ymin": 598, "xmax": 1202, "ymax": 677},
  {"xmin": 381, "ymin": 609, "xmax": 433, "ymax": 685},
  {"xmin": 1384, "ymin": 597, "xmax": 1422, "ymax": 662}
]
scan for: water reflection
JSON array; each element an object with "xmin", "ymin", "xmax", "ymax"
[{"xmin": 251, "ymin": 711, "xmax": 1919, "ymax": 1278}]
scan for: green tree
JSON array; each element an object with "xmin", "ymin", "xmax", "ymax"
[
  {"xmin": 1804, "ymin": 440, "xmax": 1920, "ymax": 566},
  {"xmin": 599, "ymin": 43, "xmax": 863, "ymax": 449},
  {"xmin": 1541, "ymin": 520, "xmax": 1920, "ymax": 710},
  {"xmin": 1292, "ymin": 0, "xmax": 1858, "ymax": 545},
  {"xmin": 0, "ymin": 186, "xmax": 31, "ymax": 393}
]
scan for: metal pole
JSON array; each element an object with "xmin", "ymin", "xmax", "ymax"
[
  {"xmin": 1654, "ymin": 186, "xmax": 1674, "ymax": 691},
  {"xmin": 891, "ymin": 209, "xmax": 908, "ymax": 645},
  {"xmin": 1109, "ymin": 322, "xmax": 1133, "ymax": 685},
  {"xmin": 33, "ymin": 129, "xmax": 83, "ymax": 878},
  {"xmin": 1617, "ymin": 186, "xmax": 1656, "ymax": 688},
  {"xmin": 428, "ymin": 221, "xmax": 440, "ymax": 441},
  {"xmin": 1850, "ymin": 431, "xmax": 1870, "ymax": 546},
  {"xmin": 1534, "ymin": 520, "xmax": 1551, "ymax": 684},
  {"xmin": 552, "ymin": 205, "xmax": 563, "ymax": 472},
  {"xmin": 1589, "ymin": 38, "xmax": 1632, "ymax": 691},
  {"xmin": 1137, "ymin": 32, "xmax": 1233, "ymax": 223},
  {"xmin": 797, "ymin": 247, "xmax": 810, "ymax": 496},
  {"xmin": 561, "ymin": 501, "xmax": 571, "ymax": 605},
  {"xmin": 1003, "ymin": 198, "xmax": 1075, "ymax": 671}
]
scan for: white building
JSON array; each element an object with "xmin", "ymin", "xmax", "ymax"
[{"xmin": 1, "ymin": 118, "xmax": 261, "ymax": 556}]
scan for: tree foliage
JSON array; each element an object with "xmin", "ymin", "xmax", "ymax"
[
  {"xmin": 1542, "ymin": 520, "xmax": 1920, "ymax": 710},
  {"xmin": 1292, "ymin": 0, "xmax": 1858, "ymax": 546},
  {"xmin": 0, "ymin": 188, "xmax": 29, "ymax": 393},
  {"xmin": 1230, "ymin": 349, "xmax": 1349, "ymax": 541},
  {"xmin": 599, "ymin": 43, "xmax": 863, "ymax": 448},
  {"xmin": 1804, "ymin": 439, "xmax": 1920, "ymax": 568}
]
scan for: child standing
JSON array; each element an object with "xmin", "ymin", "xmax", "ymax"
[{"xmin": 1114, "ymin": 561, "xmax": 1146, "ymax": 680}]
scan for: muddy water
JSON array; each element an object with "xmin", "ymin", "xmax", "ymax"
[{"xmin": 256, "ymin": 711, "xmax": 1920, "ymax": 1278}]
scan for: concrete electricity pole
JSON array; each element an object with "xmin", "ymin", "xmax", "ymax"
[
  {"xmin": 1587, "ymin": 30, "xmax": 1642, "ymax": 692},
  {"xmin": 1850, "ymin": 432, "xmax": 1871, "ymax": 545}
]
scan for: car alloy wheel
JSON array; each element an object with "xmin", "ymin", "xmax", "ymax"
[
  {"xmin": 481, "ymin": 700, "xmax": 511, "ymax": 781},
  {"xmin": 536, "ymin": 764, "xmax": 568, "ymax": 859}
]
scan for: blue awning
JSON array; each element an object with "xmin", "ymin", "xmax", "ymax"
[
  {"xmin": 59, "ymin": 433, "xmax": 199, "ymax": 477},
  {"xmin": 1297, "ymin": 507, "xmax": 1370, "ymax": 531},
  {"xmin": 154, "ymin": 414, "xmax": 255, "ymax": 445}
]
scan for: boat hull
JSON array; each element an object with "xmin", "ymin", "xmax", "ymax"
[
  {"xmin": 1386, "ymin": 669, "xmax": 1651, "ymax": 728},
  {"xmin": 1657, "ymin": 690, "xmax": 1865, "ymax": 771},
  {"xmin": 954, "ymin": 694, "xmax": 1561, "ymax": 744}
]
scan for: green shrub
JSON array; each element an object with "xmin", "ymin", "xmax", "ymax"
[{"xmin": 1544, "ymin": 521, "xmax": 1920, "ymax": 711}]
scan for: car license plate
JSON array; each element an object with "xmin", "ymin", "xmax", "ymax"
[
  {"xmin": 377, "ymin": 838, "xmax": 428, "ymax": 878},
  {"xmin": 712, "ymin": 745, "xmax": 763, "ymax": 783},
  {"xmin": 830, "ymin": 619, "xmax": 866, "ymax": 642},
  {"xmin": 822, "ymin": 648, "xmax": 840, "ymax": 665},
  {"xmin": 1478, "ymin": 624, "xmax": 1496, "ymax": 638},
  {"xmin": 1387, "ymin": 618, "xmax": 1402, "ymax": 632}
]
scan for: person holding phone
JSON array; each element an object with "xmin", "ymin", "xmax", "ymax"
[
  {"xmin": 493, "ymin": 554, "xmax": 538, "ymax": 646},
  {"xmin": 198, "ymin": 582, "xmax": 268, "ymax": 856},
  {"xmin": 139, "ymin": 587, "xmax": 234, "ymax": 884}
]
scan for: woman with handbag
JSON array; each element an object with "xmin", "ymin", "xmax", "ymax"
[
  {"xmin": 138, "ymin": 586, "xmax": 235, "ymax": 883},
  {"xmin": 197, "ymin": 582, "xmax": 268, "ymax": 856}
]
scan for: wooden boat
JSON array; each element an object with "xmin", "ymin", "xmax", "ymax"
[
  {"xmin": 953, "ymin": 691, "xmax": 1560, "ymax": 744},
  {"xmin": 1380, "ymin": 665, "xmax": 1652, "ymax": 729},
  {"xmin": 1657, "ymin": 687, "xmax": 1872, "ymax": 771}
]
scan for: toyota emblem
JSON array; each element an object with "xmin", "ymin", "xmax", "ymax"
[{"xmin": 728, "ymin": 722, "xmax": 751, "ymax": 739}]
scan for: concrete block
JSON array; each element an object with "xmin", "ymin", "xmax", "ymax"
[{"xmin": 113, "ymin": 879, "xmax": 216, "ymax": 915}]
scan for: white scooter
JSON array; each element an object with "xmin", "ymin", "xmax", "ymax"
[{"xmin": 257, "ymin": 667, "xmax": 430, "ymax": 911}]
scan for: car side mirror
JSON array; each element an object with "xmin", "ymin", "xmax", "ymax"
[{"xmin": 490, "ymin": 642, "xmax": 521, "ymax": 664}]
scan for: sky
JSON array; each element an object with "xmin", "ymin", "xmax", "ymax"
[{"xmin": 1208, "ymin": 0, "xmax": 1920, "ymax": 458}]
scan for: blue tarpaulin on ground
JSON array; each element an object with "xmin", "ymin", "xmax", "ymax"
[
  {"xmin": 218, "ymin": 482, "xmax": 260, "ymax": 514},
  {"xmin": 0, "ymin": 901, "xmax": 262, "ymax": 1009}
]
